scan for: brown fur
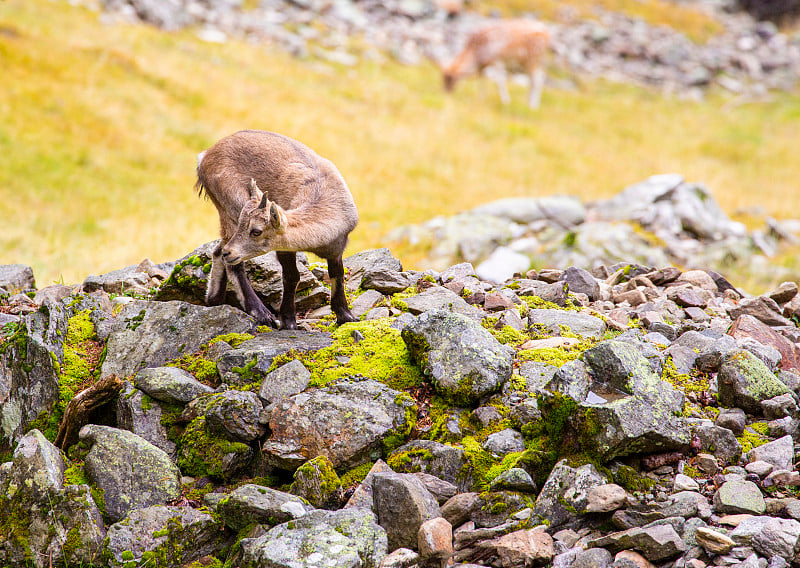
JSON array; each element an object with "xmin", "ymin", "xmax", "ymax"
[
  {"xmin": 196, "ymin": 130, "xmax": 358, "ymax": 329},
  {"xmin": 442, "ymin": 19, "xmax": 551, "ymax": 108}
]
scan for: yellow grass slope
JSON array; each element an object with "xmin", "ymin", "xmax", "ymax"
[{"xmin": 1, "ymin": 0, "xmax": 799, "ymax": 288}]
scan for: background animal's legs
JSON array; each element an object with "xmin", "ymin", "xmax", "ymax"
[{"xmin": 205, "ymin": 242, "xmax": 228, "ymax": 305}]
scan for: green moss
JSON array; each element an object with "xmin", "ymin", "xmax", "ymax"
[
  {"xmin": 481, "ymin": 318, "xmax": 529, "ymax": 346},
  {"xmin": 461, "ymin": 436, "xmax": 499, "ymax": 491},
  {"xmin": 177, "ymin": 417, "xmax": 251, "ymax": 478},
  {"xmin": 517, "ymin": 346, "xmax": 582, "ymax": 366},
  {"xmin": 614, "ymin": 464, "xmax": 657, "ymax": 493},
  {"xmin": 382, "ymin": 393, "xmax": 418, "ymax": 454},
  {"xmin": 208, "ymin": 333, "xmax": 255, "ymax": 348},
  {"xmin": 738, "ymin": 425, "xmax": 770, "ymax": 454},
  {"xmin": 750, "ymin": 421, "xmax": 770, "ymax": 436},
  {"xmin": 63, "ymin": 463, "xmax": 89, "ymax": 486},
  {"xmin": 339, "ymin": 462, "xmax": 375, "ymax": 488},
  {"xmin": 121, "ymin": 550, "xmax": 135, "ymax": 561},
  {"xmin": 275, "ymin": 319, "xmax": 423, "ymax": 392},
  {"xmin": 387, "ymin": 447, "xmax": 434, "ymax": 473}
]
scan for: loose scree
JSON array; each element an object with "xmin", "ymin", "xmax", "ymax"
[{"xmin": 195, "ymin": 130, "xmax": 359, "ymax": 329}]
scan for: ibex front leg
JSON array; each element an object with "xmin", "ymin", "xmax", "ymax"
[
  {"xmin": 226, "ymin": 261, "xmax": 278, "ymax": 328},
  {"xmin": 276, "ymin": 251, "xmax": 300, "ymax": 330},
  {"xmin": 205, "ymin": 242, "xmax": 228, "ymax": 306},
  {"xmin": 327, "ymin": 255, "xmax": 356, "ymax": 326}
]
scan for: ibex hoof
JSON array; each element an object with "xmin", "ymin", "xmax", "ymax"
[
  {"xmin": 280, "ymin": 318, "xmax": 298, "ymax": 331},
  {"xmin": 335, "ymin": 310, "xmax": 358, "ymax": 326},
  {"xmin": 252, "ymin": 307, "xmax": 279, "ymax": 329}
]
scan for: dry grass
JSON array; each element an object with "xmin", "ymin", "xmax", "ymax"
[{"xmin": 1, "ymin": 0, "xmax": 799, "ymax": 290}]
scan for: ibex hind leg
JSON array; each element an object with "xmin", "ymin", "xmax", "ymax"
[
  {"xmin": 528, "ymin": 67, "xmax": 544, "ymax": 109},
  {"xmin": 276, "ymin": 251, "xmax": 299, "ymax": 331},
  {"xmin": 327, "ymin": 255, "xmax": 357, "ymax": 326},
  {"xmin": 206, "ymin": 243, "xmax": 228, "ymax": 306},
  {"xmin": 227, "ymin": 261, "xmax": 278, "ymax": 328}
]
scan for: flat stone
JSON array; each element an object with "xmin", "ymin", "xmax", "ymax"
[
  {"xmin": 586, "ymin": 484, "xmax": 627, "ymax": 513},
  {"xmin": 713, "ymin": 480, "xmax": 766, "ymax": 515}
]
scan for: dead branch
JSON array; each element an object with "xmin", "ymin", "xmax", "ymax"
[{"xmin": 55, "ymin": 374, "xmax": 124, "ymax": 451}]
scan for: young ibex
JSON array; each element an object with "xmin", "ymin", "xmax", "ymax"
[
  {"xmin": 442, "ymin": 19, "xmax": 551, "ymax": 108},
  {"xmin": 196, "ymin": 130, "xmax": 359, "ymax": 330}
]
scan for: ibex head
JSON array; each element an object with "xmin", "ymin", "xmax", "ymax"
[{"xmin": 221, "ymin": 179, "xmax": 288, "ymax": 265}]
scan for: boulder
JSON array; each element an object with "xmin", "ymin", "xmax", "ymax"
[
  {"xmin": 0, "ymin": 264, "xmax": 35, "ymax": 292},
  {"xmin": 215, "ymin": 330, "xmax": 332, "ymax": 386},
  {"xmin": 238, "ymin": 508, "xmax": 387, "ymax": 568},
  {"xmin": 402, "ymin": 309, "xmax": 513, "ymax": 405},
  {"xmin": 717, "ymin": 350, "xmax": 790, "ymax": 413},
  {"xmin": 258, "ymin": 359, "xmax": 311, "ymax": 403},
  {"xmin": 79, "ymin": 425, "xmax": 182, "ymax": 522},
  {"xmin": 730, "ymin": 314, "xmax": 800, "ymax": 373},
  {"xmin": 100, "ymin": 300, "xmax": 257, "ymax": 378},
  {"xmin": 116, "ymin": 382, "xmax": 177, "ymax": 459},
  {"xmin": 263, "ymin": 378, "xmax": 417, "ymax": 470},
  {"xmin": 532, "ymin": 459, "xmax": 608, "ymax": 528},
  {"xmin": 290, "ymin": 455, "xmax": 344, "ymax": 510},
  {"xmin": 372, "ymin": 471, "xmax": 441, "ymax": 551},
  {"xmin": 103, "ymin": 506, "xmax": 222, "ymax": 568},
  {"xmin": 747, "ymin": 434, "xmax": 794, "ymax": 471},
  {"xmin": 399, "ymin": 286, "xmax": 483, "ymax": 318},
  {"xmin": 216, "ymin": 484, "xmax": 314, "ymax": 531},
  {"xmin": 587, "ymin": 524, "xmax": 687, "ymax": 562},
  {"xmin": 528, "ymin": 309, "xmax": 607, "ymax": 340},
  {"xmin": 0, "ymin": 430, "xmax": 105, "ymax": 568},
  {"xmin": 713, "ymin": 480, "xmax": 766, "ymax": 515},
  {"xmin": 132, "ymin": 366, "xmax": 214, "ymax": 404}
]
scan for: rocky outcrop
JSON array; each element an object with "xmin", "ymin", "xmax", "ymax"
[{"xmin": 3, "ymin": 243, "xmax": 800, "ymax": 567}]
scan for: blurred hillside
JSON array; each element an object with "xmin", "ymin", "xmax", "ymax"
[{"xmin": 1, "ymin": 0, "xmax": 799, "ymax": 289}]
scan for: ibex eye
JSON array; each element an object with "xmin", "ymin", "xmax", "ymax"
[{"xmin": 250, "ymin": 229, "xmax": 263, "ymax": 237}]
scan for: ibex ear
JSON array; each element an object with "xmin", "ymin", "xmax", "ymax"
[
  {"xmin": 269, "ymin": 202, "xmax": 287, "ymax": 234},
  {"xmin": 259, "ymin": 193, "xmax": 268, "ymax": 210},
  {"xmin": 249, "ymin": 178, "xmax": 264, "ymax": 203}
]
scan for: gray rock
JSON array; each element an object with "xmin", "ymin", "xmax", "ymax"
[
  {"xmin": 133, "ymin": 366, "xmax": 214, "ymax": 404},
  {"xmin": 0, "ymin": 308, "xmax": 63, "ymax": 451},
  {"xmin": 402, "ymin": 310, "xmax": 513, "ymax": 405},
  {"xmin": 488, "ymin": 468, "xmax": 536, "ymax": 493},
  {"xmin": 0, "ymin": 430, "xmax": 105, "ymax": 568},
  {"xmin": 472, "ymin": 195, "xmax": 586, "ymax": 226},
  {"xmin": 717, "ymin": 349, "xmax": 790, "ymax": 413},
  {"xmin": 560, "ymin": 267, "xmax": 601, "ymax": 301},
  {"xmin": 200, "ymin": 390, "xmax": 268, "ymax": 442},
  {"xmin": 239, "ymin": 507, "xmax": 387, "ymax": 568},
  {"xmin": 351, "ymin": 289, "xmax": 386, "ymax": 318},
  {"xmin": 545, "ymin": 359, "xmax": 593, "ymax": 402},
  {"xmin": 730, "ymin": 515, "xmax": 773, "ymax": 546},
  {"xmin": 103, "ymin": 506, "xmax": 222, "ymax": 568},
  {"xmin": 517, "ymin": 361, "xmax": 558, "ymax": 394},
  {"xmin": 388, "ymin": 440, "xmax": 472, "ymax": 491},
  {"xmin": 739, "ymin": 336, "xmax": 783, "ymax": 371},
  {"xmin": 217, "ymin": 484, "xmax": 314, "ymax": 531},
  {"xmin": 586, "ymin": 484, "xmax": 627, "ymax": 513},
  {"xmin": 399, "ymin": 286, "xmax": 483, "ymax": 318},
  {"xmin": 0, "ymin": 264, "xmax": 35, "ymax": 292},
  {"xmin": 729, "ymin": 296, "xmax": 794, "ymax": 327},
  {"xmin": 528, "ymin": 309, "xmax": 607, "ymax": 340},
  {"xmin": 582, "ymin": 340, "xmax": 683, "ymax": 409},
  {"xmin": 761, "ymin": 393, "xmax": 798, "ymax": 419},
  {"xmin": 344, "ymin": 459, "xmax": 393, "ymax": 511},
  {"xmin": 82, "ymin": 264, "xmax": 153, "ymax": 295},
  {"xmin": 532, "ymin": 460, "xmax": 608, "ymax": 528},
  {"xmin": 570, "ymin": 548, "xmax": 613, "ymax": 568},
  {"xmin": 290, "ymin": 456, "xmax": 344, "ymax": 510},
  {"xmin": 713, "ymin": 480, "xmax": 766, "ymax": 515},
  {"xmin": 587, "ymin": 523, "xmax": 687, "ymax": 562},
  {"xmin": 692, "ymin": 421, "xmax": 743, "ymax": 462},
  {"xmin": 410, "ymin": 472, "xmax": 458, "ymax": 504},
  {"xmin": 215, "ymin": 330, "xmax": 332, "ymax": 386},
  {"xmin": 345, "ymin": 248, "xmax": 402, "ymax": 283},
  {"xmin": 263, "ymin": 378, "xmax": 416, "ymax": 470},
  {"xmin": 101, "ymin": 300, "xmax": 257, "ymax": 378},
  {"xmin": 372, "ymin": 471, "xmax": 441, "ymax": 550},
  {"xmin": 716, "ymin": 407, "xmax": 747, "ymax": 436},
  {"xmin": 116, "ymin": 382, "xmax": 177, "ymax": 459},
  {"xmin": 79, "ymin": 424, "xmax": 181, "ymax": 522},
  {"xmin": 695, "ymin": 334, "xmax": 739, "ymax": 373},
  {"xmin": 747, "ymin": 434, "xmax": 794, "ymax": 471},
  {"xmin": 258, "ymin": 358, "xmax": 311, "ymax": 403},
  {"xmin": 483, "ymin": 428, "xmax": 525, "ymax": 457},
  {"xmin": 751, "ymin": 517, "xmax": 800, "ymax": 560}
]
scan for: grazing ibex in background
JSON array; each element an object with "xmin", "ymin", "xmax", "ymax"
[
  {"xmin": 196, "ymin": 130, "xmax": 359, "ymax": 330},
  {"xmin": 442, "ymin": 19, "xmax": 551, "ymax": 108}
]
